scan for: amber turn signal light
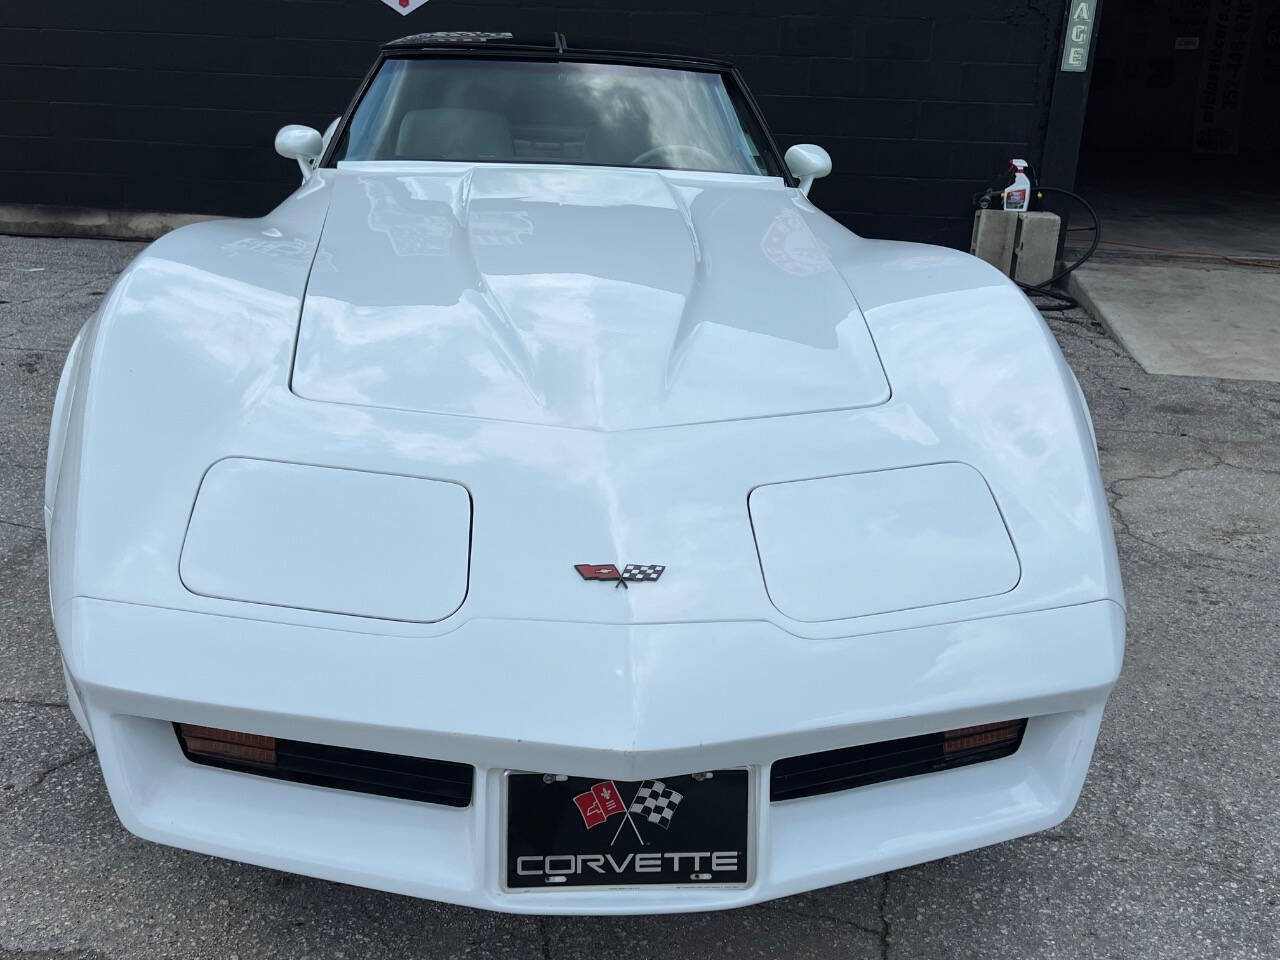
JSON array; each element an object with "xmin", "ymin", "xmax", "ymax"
[
  {"xmin": 176, "ymin": 723, "xmax": 277, "ymax": 767},
  {"xmin": 172, "ymin": 722, "xmax": 475, "ymax": 807},
  {"xmin": 942, "ymin": 718, "xmax": 1028, "ymax": 754}
]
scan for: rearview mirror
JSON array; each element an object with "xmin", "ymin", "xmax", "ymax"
[
  {"xmin": 785, "ymin": 144, "xmax": 833, "ymax": 197},
  {"xmin": 275, "ymin": 124, "xmax": 324, "ymax": 181}
]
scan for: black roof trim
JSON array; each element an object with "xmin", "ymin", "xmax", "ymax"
[{"xmin": 382, "ymin": 31, "xmax": 732, "ymax": 68}]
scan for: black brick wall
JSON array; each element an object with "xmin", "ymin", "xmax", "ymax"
[{"xmin": 0, "ymin": 0, "xmax": 1067, "ymax": 248}]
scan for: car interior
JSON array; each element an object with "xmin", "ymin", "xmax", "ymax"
[{"xmin": 334, "ymin": 56, "xmax": 777, "ymax": 176}]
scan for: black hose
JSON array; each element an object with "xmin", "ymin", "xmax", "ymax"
[
  {"xmin": 1037, "ymin": 187, "xmax": 1101, "ymax": 283},
  {"xmin": 1016, "ymin": 186, "xmax": 1101, "ymax": 310}
]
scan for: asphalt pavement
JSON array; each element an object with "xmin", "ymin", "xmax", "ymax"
[{"xmin": 1, "ymin": 235, "xmax": 1276, "ymax": 959}]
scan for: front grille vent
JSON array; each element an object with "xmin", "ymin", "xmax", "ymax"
[
  {"xmin": 770, "ymin": 718, "xmax": 1027, "ymax": 802},
  {"xmin": 175, "ymin": 723, "xmax": 474, "ymax": 807}
]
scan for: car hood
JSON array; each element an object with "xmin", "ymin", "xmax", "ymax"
[{"xmin": 291, "ymin": 165, "xmax": 889, "ymax": 430}]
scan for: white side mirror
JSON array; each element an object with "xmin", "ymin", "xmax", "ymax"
[
  {"xmin": 785, "ymin": 144, "xmax": 833, "ymax": 197},
  {"xmin": 275, "ymin": 124, "xmax": 324, "ymax": 181}
]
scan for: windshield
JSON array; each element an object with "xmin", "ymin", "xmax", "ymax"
[{"xmin": 330, "ymin": 56, "xmax": 781, "ymax": 177}]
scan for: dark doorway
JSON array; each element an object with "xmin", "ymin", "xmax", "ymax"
[{"xmin": 1077, "ymin": 0, "xmax": 1280, "ymax": 261}]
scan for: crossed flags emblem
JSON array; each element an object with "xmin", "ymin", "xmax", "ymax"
[{"xmin": 572, "ymin": 779, "xmax": 684, "ymax": 845}]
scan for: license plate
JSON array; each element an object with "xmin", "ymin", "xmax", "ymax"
[{"xmin": 504, "ymin": 770, "xmax": 750, "ymax": 889}]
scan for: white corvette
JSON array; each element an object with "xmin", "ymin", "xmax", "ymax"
[{"xmin": 45, "ymin": 32, "xmax": 1124, "ymax": 914}]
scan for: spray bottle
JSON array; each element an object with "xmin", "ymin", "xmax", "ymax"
[{"xmin": 1003, "ymin": 159, "xmax": 1032, "ymax": 212}]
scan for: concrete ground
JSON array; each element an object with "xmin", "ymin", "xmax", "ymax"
[
  {"xmin": 2, "ymin": 236, "xmax": 1277, "ymax": 959},
  {"xmin": 1067, "ymin": 259, "xmax": 1280, "ymax": 383},
  {"xmin": 1065, "ymin": 176, "xmax": 1280, "ymax": 383}
]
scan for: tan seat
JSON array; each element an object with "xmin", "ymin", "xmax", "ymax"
[{"xmin": 395, "ymin": 107, "xmax": 514, "ymax": 162}]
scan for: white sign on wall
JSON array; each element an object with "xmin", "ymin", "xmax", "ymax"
[
  {"xmin": 1060, "ymin": 0, "xmax": 1098, "ymax": 72},
  {"xmin": 378, "ymin": 0, "xmax": 431, "ymax": 14}
]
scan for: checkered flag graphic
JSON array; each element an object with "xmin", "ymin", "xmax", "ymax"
[
  {"xmin": 629, "ymin": 780, "xmax": 683, "ymax": 829},
  {"xmin": 621, "ymin": 564, "xmax": 665, "ymax": 583}
]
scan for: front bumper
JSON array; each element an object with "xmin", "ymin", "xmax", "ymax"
[{"xmin": 58, "ymin": 596, "xmax": 1123, "ymax": 915}]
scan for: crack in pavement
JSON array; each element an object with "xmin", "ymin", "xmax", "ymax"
[
  {"xmin": 1108, "ymin": 461, "xmax": 1224, "ymax": 487},
  {"xmin": 536, "ymin": 917, "xmax": 552, "ymax": 960},
  {"xmin": 1109, "ymin": 516, "xmax": 1271, "ymax": 582},
  {"xmin": 1101, "ymin": 426, "xmax": 1273, "ymax": 448},
  {"xmin": 3, "ymin": 747, "xmax": 95, "ymax": 804},
  {"xmin": 1104, "ymin": 454, "xmax": 1276, "ymax": 578},
  {"xmin": 1104, "ymin": 432, "xmax": 1280, "ymax": 485},
  {"xmin": 0, "ymin": 273, "xmax": 118, "ymax": 315},
  {"xmin": 1113, "ymin": 461, "xmax": 1280, "ymax": 483},
  {"xmin": 0, "ymin": 518, "xmax": 41, "ymax": 533},
  {"xmin": 877, "ymin": 874, "xmax": 892, "ymax": 960},
  {"xmin": 754, "ymin": 874, "xmax": 896, "ymax": 952}
]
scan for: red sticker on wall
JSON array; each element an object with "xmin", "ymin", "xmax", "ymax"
[{"xmin": 377, "ymin": 0, "xmax": 430, "ymax": 14}]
